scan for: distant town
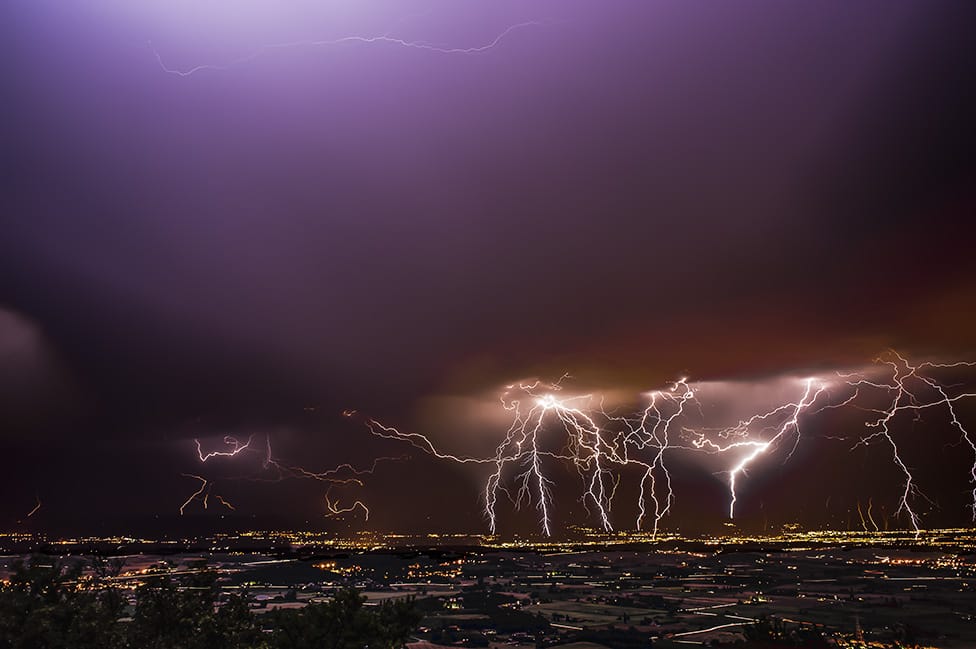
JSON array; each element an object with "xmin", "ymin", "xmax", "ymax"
[{"xmin": 3, "ymin": 528, "xmax": 975, "ymax": 647}]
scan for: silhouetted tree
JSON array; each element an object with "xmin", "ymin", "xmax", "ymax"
[
  {"xmin": 0, "ymin": 558, "xmax": 125, "ymax": 649},
  {"xmin": 0, "ymin": 557, "xmax": 420, "ymax": 649},
  {"xmin": 268, "ymin": 589, "xmax": 420, "ymax": 649}
]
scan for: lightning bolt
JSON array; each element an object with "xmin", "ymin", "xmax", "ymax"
[
  {"xmin": 841, "ymin": 351, "xmax": 976, "ymax": 532},
  {"xmin": 196, "ymin": 435, "xmax": 254, "ymax": 462},
  {"xmin": 179, "ymin": 474, "xmax": 237, "ymax": 515},
  {"xmin": 324, "ymin": 485, "xmax": 369, "ymax": 521},
  {"xmin": 609, "ymin": 378, "xmax": 696, "ymax": 536},
  {"xmin": 171, "ymin": 352, "xmax": 976, "ymax": 535},
  {"xmin": 150, "ymin": 21, "xmax": 547, "ymax": 77},
  {"xmin": 866, "ymin": 497, "xmax": 879, "ymax": 532},
  {"xmin": 363, "ymin": 379, "xmax": 622, "ymax": 536},
  {"xmin": 358, "ymin": 352, "xmax": 976, "ymax": 537},
  {"xmin": 696, "ymin": 378, "xmax": 826, "ymax": 519},
  {"xmin": 180, "ymin": 433, "xmax": 402, "ymax": 520},
  {"xmin": 856, "ymin": 501, "xmax": 869, "ymax": 531},
  {"xmin": 26, "ymin": 494, "xmax": 41, "ymax": 518},
  {"xmin": 179, "ymin": 474, "xmax": 209, "ymax": 515},
  {"xmin": 213, "ymin": 495, "xmax": 236, "ymax": 511}
]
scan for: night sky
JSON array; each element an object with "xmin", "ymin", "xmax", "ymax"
[{"xmin": 2, "ymin": 0, "xmax": 975, "ymax": 536}]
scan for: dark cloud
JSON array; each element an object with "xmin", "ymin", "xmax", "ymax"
[{"xmin": 1, "ymin": 0, "xmax": 974, "ymax": 532}]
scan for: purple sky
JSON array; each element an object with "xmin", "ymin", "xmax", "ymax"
[{"xmin": 2, "ymin": 0, "xmax": 974, "ymax": 535}]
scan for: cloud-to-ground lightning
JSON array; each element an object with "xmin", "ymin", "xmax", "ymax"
[
  {"xmin": 610, "ymin": 378, "xmax": 697, "ymax": 536},
  {"xmin": 840, "ymin": 352, "xmax": 976, "ymax": 532},
  {"xmin": 358, "ymin": 352, "xmax": 976, "ymax": 537},
  {"xmin": 361, "ymin": 377, "xmax": 832, "ymax": 535},
  {"xmin": 173, "ymin": 352, "xmax": 975, "ymax": 535},
  {"xmin": 150, "ymin": 21, "xmax": 547, "ymax": 77},
  {"xmin": 686, "ymin": 378, "xmax": 828, "ymax": 518},
  {"xmin": 362, "ymin": 379, "xmax": 622, "ymax": 537}
]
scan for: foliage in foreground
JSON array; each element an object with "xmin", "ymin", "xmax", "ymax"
[{"xmin": 0, "ymin": 557, "xmax": 420, "ymax": 649}]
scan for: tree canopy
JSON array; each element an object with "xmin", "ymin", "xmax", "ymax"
[{"xmin": 0, "ymin": 557, "xmax": 420, "ymax": 649}]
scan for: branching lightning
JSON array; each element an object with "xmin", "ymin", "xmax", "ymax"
[
  {"xmin": 686, "ymin": 378, "xmax": 828, "ymax": 519},
  {"xmin": 359, "ymin": 352, "xmax": 976, "ymax": 537},
  {"xmin": 179, "ymin": 433, "xmax": 402, "ymax": 520},
  {"xmin": 363, "ymin": 379, "xmax": 622, "ymax": 537},
  {"xmin": 171, "ymin": 352, "xmax": 975, "ymax": 535},
  {"xmin": 840, "ymin": 352, "xmax": 976, "ymax": 532}
]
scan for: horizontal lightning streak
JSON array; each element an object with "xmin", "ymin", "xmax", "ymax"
[{"xmin": 151, "ymin": 21, "xmax": 547, "ymax": 77}]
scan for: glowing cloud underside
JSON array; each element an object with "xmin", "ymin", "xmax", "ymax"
[{"xmin": 362, "ymin": 352, "xmax": 976, "ymax": 537}]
